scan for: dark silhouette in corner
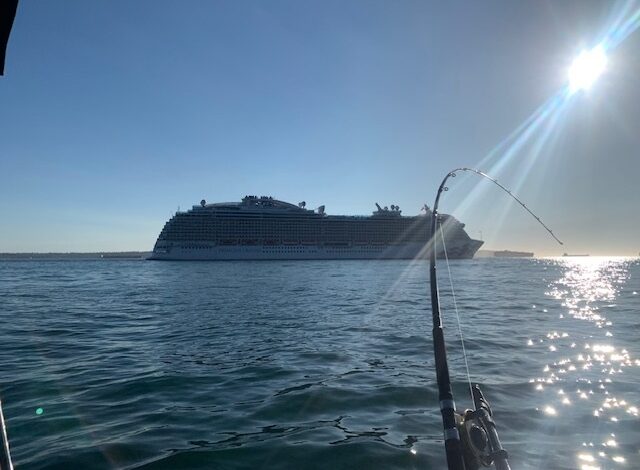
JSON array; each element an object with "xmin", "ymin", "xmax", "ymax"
[{"xmin": 1, "ymin": 0, "xmax": 19, "ymax": 75}]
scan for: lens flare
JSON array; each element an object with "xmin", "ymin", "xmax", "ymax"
[{"xmin": 568, "ymin": 44, "xmax": 607, "ymax": 93}]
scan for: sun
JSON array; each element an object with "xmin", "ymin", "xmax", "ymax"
[{"xmin": 568, "ymin": 44, "xmax": 607, "ymax": 93}]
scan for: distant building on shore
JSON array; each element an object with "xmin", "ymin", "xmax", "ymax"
[
  {"xmin": 562, "ymin": 253, "xmax": 589, "ymax": 257},
  {"xmin": 493, "ymin": 250, "xmax": 534, "ymax": 258}
]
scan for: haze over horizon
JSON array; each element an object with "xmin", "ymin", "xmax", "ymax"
[{"xmin": 1, "ymin": 1, "xmax": 639, "ymax": 256}]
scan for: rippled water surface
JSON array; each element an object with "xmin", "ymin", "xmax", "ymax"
[{"xmin": 0, "ymin": 258, "xmax": 638, "ymax": 469}]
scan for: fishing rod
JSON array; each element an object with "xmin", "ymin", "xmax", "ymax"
[
  {"xmin": 429, "ymin": 167, "xmax": 563, "ymax": 470},
  {"xmin": 0, "ymin": 398, "xmax": 12, "ymax": 470}
]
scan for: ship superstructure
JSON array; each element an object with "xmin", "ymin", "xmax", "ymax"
[{"xmin": 149, "ymin": 196, "xmax": 482, "ymax": 260}]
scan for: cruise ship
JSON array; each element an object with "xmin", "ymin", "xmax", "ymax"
[{"xmin": 149, "ymin": 196, "xmax": 483, "ymax": 260}]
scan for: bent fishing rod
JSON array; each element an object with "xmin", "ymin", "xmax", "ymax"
[{"xmin": 429, "ymin": 168, "xmax": 562, "ymax": 470}]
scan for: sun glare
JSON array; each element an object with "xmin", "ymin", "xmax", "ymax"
[{"xmin": 568, "ymin": 44, "xmax": 607, "ymax": 93}]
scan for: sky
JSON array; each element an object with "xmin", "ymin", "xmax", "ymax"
[{"xmin": 1, "ymin": 0, "xmax": 639, "ymax": 255}]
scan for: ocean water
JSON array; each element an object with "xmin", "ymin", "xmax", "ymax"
[{"xmin": 0, "ymin": 257, "xmax": 638, "ymax": 469}]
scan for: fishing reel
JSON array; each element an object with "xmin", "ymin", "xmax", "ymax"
[{"xmin": 456, "ymin": 385, "xmax": 510, "ymax": 470}]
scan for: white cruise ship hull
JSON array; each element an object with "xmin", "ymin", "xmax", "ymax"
[{"xmin": 149, "ymin": 241, "xmax": 482, "ymax": 261}]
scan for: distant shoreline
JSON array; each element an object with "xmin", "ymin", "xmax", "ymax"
[
  {"xmin": 0, "ymin": 252, "xmax": 151, "ymax": 260},
  {"xmin": 1, "ymin": 251, "xmax": 636, "ymax": 260}
]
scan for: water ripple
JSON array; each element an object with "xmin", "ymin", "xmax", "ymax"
[{"xmin": 0, "ymin": 258, "xmax": 638, "ymax": 469}]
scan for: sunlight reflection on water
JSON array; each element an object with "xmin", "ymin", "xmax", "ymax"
[{"xmin": 532, "ymin": 257, "xmax": 639, "ymax": 470}]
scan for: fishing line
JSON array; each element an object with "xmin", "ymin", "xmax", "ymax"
[
  {"xmin": 445, "ymin": 168, "xmax": 564, "ymax": 245},
  {"xmin": 429, "ymin": 167, "xmax": 563, "ymax": 470},
  {"xmin": 432, "ymin": 167, "xmax": 564, "ymax": 407},
  {"xmin": 438, "ymin": 219, "xmax": 474, "ymax": 408}
]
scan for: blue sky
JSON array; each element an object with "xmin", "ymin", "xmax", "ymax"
[{"xmin": 1, "ymin": 0, "xmax": 639, "ymax": 254}]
